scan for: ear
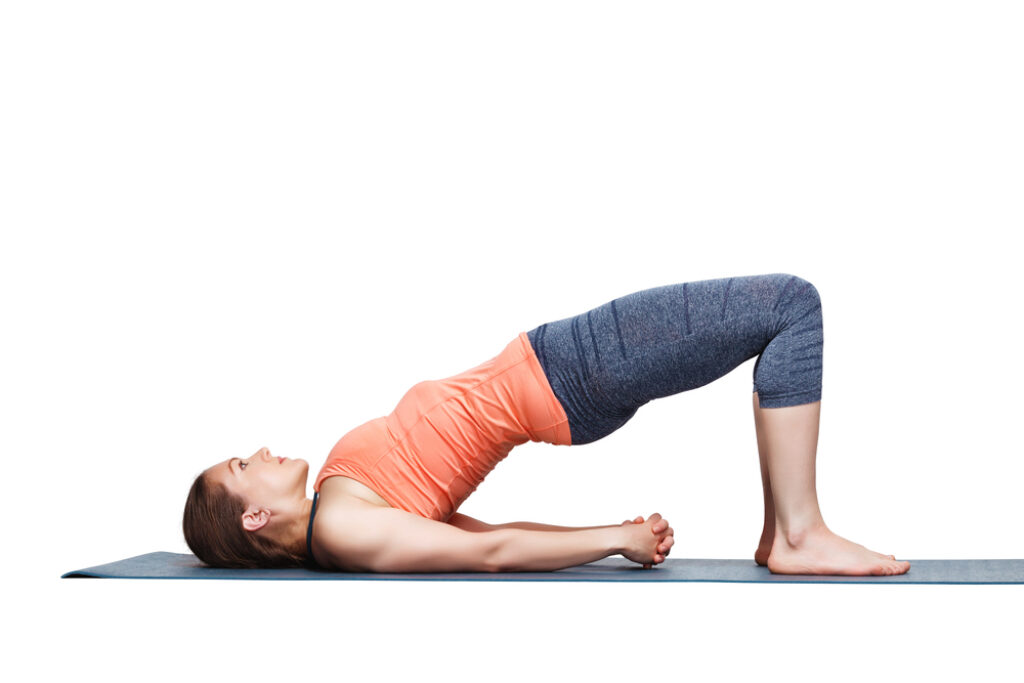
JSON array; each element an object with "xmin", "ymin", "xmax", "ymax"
[{"xmin": 241, "ymin": 504, "xmax": 271, "ymax": 532}]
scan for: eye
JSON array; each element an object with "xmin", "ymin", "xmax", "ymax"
[{"xmin": 239, "ymin": 460, "xmax": 248, "ymax": 470}]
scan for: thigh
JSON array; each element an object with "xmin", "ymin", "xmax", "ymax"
[{"xmin": 527, "ymin": 274, "xmax": 793, "ymax": 444}]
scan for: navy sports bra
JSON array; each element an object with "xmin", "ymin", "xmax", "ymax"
[{"xmin": 305, "ymin": 491, "xmax": 319, "ymax": 567}]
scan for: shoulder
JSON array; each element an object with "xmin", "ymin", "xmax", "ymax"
[
  {"xmin": 311, "ymin": 498, "xmax": 502, "ymax": 573},
  {"xmin": 310, "ymin": 495, "xmax": 379, "ymax": 571}
]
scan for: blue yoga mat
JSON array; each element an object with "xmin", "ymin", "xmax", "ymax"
[{"xmin": 61, "ymin": 552, "xmax": 1024, "ymax": 584}]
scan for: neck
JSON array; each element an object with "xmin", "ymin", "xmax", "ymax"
[{"xmin": 277, "ymin": 496, "xmax": 315, "ymax": 560}]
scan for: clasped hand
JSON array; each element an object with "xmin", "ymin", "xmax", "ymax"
[{"xmin": 620, "ymin": 513, "xmax": 675, "ymax": 570}]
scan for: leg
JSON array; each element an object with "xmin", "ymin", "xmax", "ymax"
[
  {"xmin": 752, "ymin": 390, "xmax": 877, "ymax": 567},
  {"xmin": 526, "ymin": 273, "xmax": 909, "ymax": 575},
  {"xmin": 528, "ymin": 274, "xmax": 786, "ymax": 444},
  {"xmin": 745, "ymin": 278, "xmax": 906, "ymax": 573},
  {"xmin": 753, "ymin": 393, "xmax": 907, "ymax": 575},
  {"xmin": 752, "ymin": 390, "xmax": 777, "ymax": 565}
]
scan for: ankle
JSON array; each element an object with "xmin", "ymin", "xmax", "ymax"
[{"xmin": 777, "ymin": 518, "xmax": 828, "ymax": 548}]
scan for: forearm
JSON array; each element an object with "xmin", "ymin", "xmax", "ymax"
[
  {"xmin": 494, "ymin": 521, "xmax": 621, "ymax": 532},
  {"xmin": 491, "ymin": 526, "xmax": 625, "ymax": 572}
]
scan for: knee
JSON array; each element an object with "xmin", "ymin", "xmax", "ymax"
[{"xmin": 774, "ymin": 273, "xmax": 821, "ymax": 308}]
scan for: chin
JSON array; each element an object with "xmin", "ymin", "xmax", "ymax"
[{"xmin": 294, "ymin": 459, "xmax": 310, "ymax": 484}]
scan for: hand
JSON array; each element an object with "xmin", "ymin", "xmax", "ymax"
[{"xmin": 620, "ymin": 513, "xmax": 675, "ymax": 569}]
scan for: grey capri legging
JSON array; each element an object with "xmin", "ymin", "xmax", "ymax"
[{"xmin": 525, "ymin": 273, "xmax": 823, "ymax": 445}]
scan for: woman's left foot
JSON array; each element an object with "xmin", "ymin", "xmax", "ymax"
[{"xmin": 755, "ymin": 534, "xmax": 773, "ymax": 566}]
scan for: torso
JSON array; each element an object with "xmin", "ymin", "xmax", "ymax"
[{"xmin": 311, "ymin": 332, "xmax": 571, "ymax": 523}]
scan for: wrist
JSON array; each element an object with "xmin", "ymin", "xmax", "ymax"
[{"xmin": 610, "ymin": 525, "xmax": 628, "ymax": 555}]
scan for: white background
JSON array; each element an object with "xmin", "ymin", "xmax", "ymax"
[{"xmin": 3, "ymin": 1, "xmax": 1021, "ymax": 680}]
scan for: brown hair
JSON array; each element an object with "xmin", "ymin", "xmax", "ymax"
[{"xmin": 182, "ymin": 471, "xmax": 307, "ymax": 569}]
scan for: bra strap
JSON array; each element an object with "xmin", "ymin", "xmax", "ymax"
[{"xmin": 305, "ymin": 491, "xmax": 320, "ymax": 565}]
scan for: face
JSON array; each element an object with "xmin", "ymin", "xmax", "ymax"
[{"xmin": 206, "ymin": 447, "xmax": 310, "ymax": 533}]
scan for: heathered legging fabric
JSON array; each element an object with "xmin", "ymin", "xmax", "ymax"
[{"xmin": 526, "ymin": 273, "xmax": 823, "ymax": 445}]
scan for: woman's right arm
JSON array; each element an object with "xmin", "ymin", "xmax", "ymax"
[
  {"xmin": 317, "ymin": 504, "xmax": 506, "ymax": 573},
  {"xmin": 488, "ymin": 526, "xmax": 625, "ymax": 571},
  {"xmin": 319, "ymin": 504, "xmax": 669, "ymax": 573},
  {"xmin": 492, "ymin": 513, "xmax": 672, "ymax": 571}
]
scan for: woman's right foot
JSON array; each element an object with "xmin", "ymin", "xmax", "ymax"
[
  {"xmin": 766, "ymin": 523, "xmax": 910, "ymax": 575},
  {"xmin": 756, "ymin": 532, "xmax": 895, "ymax": 567}
]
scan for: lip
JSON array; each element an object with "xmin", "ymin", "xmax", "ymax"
[{"xmin": 278, "ymin": 456, "xmax": 285, "ymax": 464}]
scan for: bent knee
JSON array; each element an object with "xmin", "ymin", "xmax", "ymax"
[{"xmin": 772, "ymin": 273, "xmax": 820, "ymax": 309}]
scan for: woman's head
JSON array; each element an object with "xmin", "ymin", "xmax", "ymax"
[{"xmin": 182, "ymin": 447, "xmax": 312, "ymax": 568}]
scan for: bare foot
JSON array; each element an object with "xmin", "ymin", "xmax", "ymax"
[
  {"xmin": 766, "ymin": 524, "xmax": 910, "ymax": 575},
  {"xmin": 755, "ymin": 529, "xmax": 895, "ymax": 567}
]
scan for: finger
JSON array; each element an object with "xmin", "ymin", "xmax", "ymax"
[
  {"xmin": 652, "ymin": 520, "xmax": 668, "ymax": 533},
  {"xmin": 634, "ymin": 516, "xmax": 644, "ymax": 524}
]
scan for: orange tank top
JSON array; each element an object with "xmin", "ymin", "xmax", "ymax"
[{"xmin": 313, "ymin": 331, "xmax": 572, "ymax": 521}]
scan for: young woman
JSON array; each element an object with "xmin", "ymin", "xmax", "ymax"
[{"xmin": 183, "ymin": 273, "xmax": 911, "ymax": 576}]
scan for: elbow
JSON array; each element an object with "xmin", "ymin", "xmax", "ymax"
[{"xmin": 482, "ymin": 529, "xmax": 512, "ymax": 573}]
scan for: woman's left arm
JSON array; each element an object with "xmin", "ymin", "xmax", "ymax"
[
  {"xmin": 497, "ymin": 520, "xmax": 621, "ymax": 532},
  {"xmin": 448, "ymin": 512, "xmax": 645, "ymax": 533}
]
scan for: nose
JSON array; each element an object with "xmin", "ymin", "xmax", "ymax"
[{"xmin": 259, "ymin": 447, "xmax": 271, "ymax": 460}]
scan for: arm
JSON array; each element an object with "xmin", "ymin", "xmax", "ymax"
[
  {"xmin": 318, "ymin": 505, "xmax": 505, "ymax": 573},
  {"xmin": 479, "ymin": 512, "xmax": 676, "ymax": 571},
  {"xmin": 446, "ymin": 511, "xmax": 630, "ymax": 569},
  {"xmin": 317, "ymin": 505, "xmax": 643, "ymax": 573},
  {"xmin": 447, "ymin": 511, "xmax": 622, "ymax": 533},
  {"xmin": 495, "ymin": 521, "xmax": 621, "ymax": 532},
  {"xmin": 490, "ymin": 526, "xmax": 626, "ymax": 572}
]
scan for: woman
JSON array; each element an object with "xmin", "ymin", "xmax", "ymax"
[{"xmin": 183, "ymin": 273, "xmax": 911, "ymax": 576}]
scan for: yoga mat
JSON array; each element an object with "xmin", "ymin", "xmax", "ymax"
[{"xmin": 62, "ymin": 552, "xmax": 1024, "ymax": 584}]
